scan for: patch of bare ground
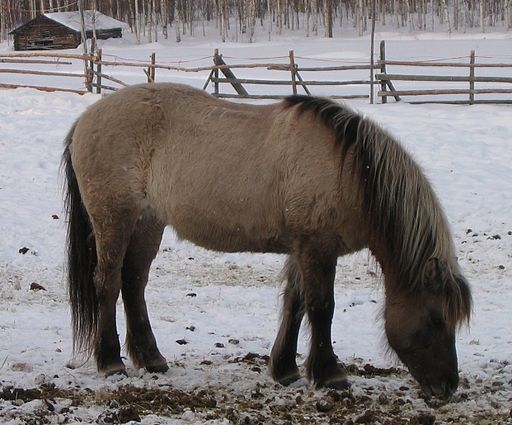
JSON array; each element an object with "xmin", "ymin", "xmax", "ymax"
[{"xmin": 1, "ymin": 356, "xmax": 510, "ymax": 424}]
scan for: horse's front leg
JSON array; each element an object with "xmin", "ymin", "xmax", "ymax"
[{"xmin": 298, "ymin": 237, "xmax": 349, "ymax": 390}]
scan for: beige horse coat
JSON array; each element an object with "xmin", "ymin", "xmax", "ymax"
[
  {"xmin": 64, "ymin": 83, "xmax": 471, "ymax": 396},
  {"xmin": 71, "ymin": 83, "xmax": 365, "ymax": 256}
]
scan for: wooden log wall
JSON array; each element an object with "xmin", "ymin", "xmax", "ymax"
[{"xmin": 12, "ymin": 17, "xmax": 80, "ymax": 50}]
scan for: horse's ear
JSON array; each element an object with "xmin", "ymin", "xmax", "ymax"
[{"xmin": 441, "ymin": 273, "xmax": 472, "ymax": 328}]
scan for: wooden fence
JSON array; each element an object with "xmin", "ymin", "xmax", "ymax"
[
  {"xmin": 202, "ymin": 49, "xmax": 372, "ymax": 100},
  {"xmin": 1, "ymin": 44, "xmax": 511, "ymax": 105},
  {"xmin": 376, "ymin": 40, "xmax": 512, "ymax": 105},
  {"xmin": 88, "ymin": 49, "xmax": 374, "ymax": 100},
  {"xmin": 0, "ymin": 52, "xmax": 93, "ymax": 94}
]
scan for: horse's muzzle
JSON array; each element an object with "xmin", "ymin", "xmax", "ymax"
[{"xmin": 420, "ymin": 373, "xmax": 459, "ymax": 401}]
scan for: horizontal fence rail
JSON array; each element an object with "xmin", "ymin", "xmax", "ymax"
[
  {"xmin": 0, "ymin": 51, "xmax": 91, "ymax": 94},
  {"xmin": 202, "ymin": 49, "xmax": 373, "ymax": 100},
  {"xmin": 376, "ymin": 41, "xmax": 512, "ymax": 105},
  {"xmin": 1, "ymin": 43, "xmax": 511, "ymax": 105},
  {"xmin": 378, "ymin": 73, "xmax": 512, "ymax": 83}
]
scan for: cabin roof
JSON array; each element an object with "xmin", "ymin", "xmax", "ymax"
[
  {"xmin": 10, "ymin": 11, "xmax": 128, "ymax": 34},
  {"xmin": 44, "ymin": 11, "xmax": 129, "ymax": 31}
]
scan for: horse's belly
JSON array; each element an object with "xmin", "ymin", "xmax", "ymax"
[
  {"xmin": 171, "ymin": 221, "xmax": 288, "ymax": 254},
  {"xmin": 165, "ymin": 204, "xmax": 287, "ymax": 254}
]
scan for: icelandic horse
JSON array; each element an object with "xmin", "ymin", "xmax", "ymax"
[{"xmin": 63, "ymin": 83, "xmax": 471, "ymax": 399}]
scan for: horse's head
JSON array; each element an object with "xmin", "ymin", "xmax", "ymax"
[{"xmin": 384, "ymin": 259, "xmax": 471, "ymax": 400}]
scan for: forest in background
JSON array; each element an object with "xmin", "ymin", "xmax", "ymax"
[{"xmin": 1, "ymin": 0, "xmax": 511, "ymax": 44}]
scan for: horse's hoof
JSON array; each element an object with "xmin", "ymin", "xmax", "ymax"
[
  {"xmin": 142, "ymin": 352, "xmax": 169, "ymax": 373},
  {"xmin": 276, "ymin": 370, "xmax": 302, "ymax": 386},
  {"xmin": 270, "ymin": 364, "xmax": 301, "ymax": 386},
  {"xmin": 103, "ymin": 364, "xmax": 128, "ymax": 377},
  {"xmin": 146, "ymin": 361, "xmax": 169, "ymax": 374},
  {"xmin": 322, "ymin": 377, "xmax": 351, "ymax": 390}
]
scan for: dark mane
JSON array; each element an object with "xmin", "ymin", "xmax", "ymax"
[
  {"xmin": 283, "ymin": 96, "xmax": 463, "ymax": 294},
  {"xmin": 284, "ymin": 95, "xmax": 361, "ymax": 157}
]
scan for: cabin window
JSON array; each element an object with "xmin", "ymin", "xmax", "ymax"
[
  {"xmin": 34, "ymin": 39, "xmax": 54, "ymax": 46},
  {"xmin": 28, "ymin": 37, "xmax": 54, "ymax": 48},
  {"xmin": 27, "ymin": 29, "xmax": 55, "ymax": 48}
]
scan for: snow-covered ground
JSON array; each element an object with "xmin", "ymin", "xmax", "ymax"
[{"xmin": 0, "ymin": 33, "xmax": 511, "ymax": 424}]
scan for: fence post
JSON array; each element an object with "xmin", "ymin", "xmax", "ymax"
[
  {"xmin": 469, "ymin": 50, "xmax": 475, "ymax": 105},
  {"xmin": 89, "ymin": 38, "xmax": 95, "ymax": 74},
  {"xmin": 289, "ymin": 50, "xmax": 297, "ymax": 95},
  {"xmin": 151, "ymin": 52, "xmax": 156, "ymax": 82},
  {"xmin": 214, "ymin": 49, "xmax": 219, "ymax": 96},
  {"xmin": 213, "ymin": 49, "xmax": 249, "ymax": 96},
  {"xmin": 145, "ymin": 53, "xmax": 156, "ymax": 83},
  {"xmin": 379, "ymin": 40, "xmax": 387, "ymax": 104},
  {"xmin": 96, "ymin": 49, "xmax": 102, "ymax": 94},
  {"xmin": 84, "ymin": 62, "xmax": 93, "ymax": 92}
]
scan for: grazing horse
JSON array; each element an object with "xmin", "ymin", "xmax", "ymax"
[{"xmin": 63, "ymin": 83, "xmax": 471, "ymax": 399}]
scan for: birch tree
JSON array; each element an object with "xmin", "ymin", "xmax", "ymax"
[
  {"xmin": 324, "ymin": 0, "xmax": 333, "ymax": 37},
  {"xmin": 1, "ymin": 0, "xmax": 511, "ymax": 44}
]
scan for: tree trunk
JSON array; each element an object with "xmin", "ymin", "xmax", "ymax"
[
  {"xmin": 175, "ymin": 0, "xmax": 181, "ymax": 42},
  {"xmin": 220, "ymin": 0, "xmax": 227, "ymax": 42},
  {"xmin": 507, "ymin": 0, "xmax": 512, "ymax": 29},
  {"xmin": 358, "ymin": 0, "xmax": 364, "ymax": 35},
  {"xmin": 305, "ymin": 0, "xmax": 310, "ymax": 36},
  {"xmin": 430, "ymin": 0, "xmax": 435, "ymax": 30},
  {"xmin": 161, "ymin": 0, "xmax": 168, "ymax": 39},
  {"xmin": 248, "ymin": 0, "xmax": 257, "ymax": 42},
  {"xmin": 480, "ymin": 0, "xmax": 485, "ymax": 31},
  {"xmin": 0, "ymin": 2, "xmax": 6, "ymax": 42},
  {"xmin": 134, "ymin": 0, "xmax": 141, "ymax": 42},
  {"xmin": 312, "ymin": 0, "xmax": 318, "ymax": 35},
  {"xmin": 324, "ymin": 0, "xmax": 333, "ymax": 37},
  {"xmin": 454, "ymin": 0, "xmax": 460, "ymax": 30},
  {"xmin": 443, "ymin": 0, "xmax": 451, "ymax": 32}
]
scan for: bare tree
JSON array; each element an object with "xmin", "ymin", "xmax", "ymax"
[
  {"xmin": 480, "ymin": 0, "xmax": 485, "ymax": 31},
  {"xmin": 1, "ymin": 0, "xmax": 511, "ymax": 45},
  {"xmin": 175, "ymin": 0, "xmax": 181, "ymax": 42},
  {"xmin": 134, "ymin": 0, "xmax": 141, "ymax": 42},
  {"xmin": 324, "ymin": 0, "xmax": 332, "ymax": 37},
  {"xmin": 311, "ymin": 0, "xmax": 318, "ymax": 35}
]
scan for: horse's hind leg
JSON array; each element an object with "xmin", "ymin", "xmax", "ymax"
[
  {"xmin": 122, "ymin": 211, "xmax": 168, "ymax": 373},
  {"xmin": 298, "ymin": 236, "xmax": 349, "ymax": 390},
  {"xmin": 92, "ymin": 205, "xmax": 140, "ymax": 376},
  {"xmin": 270, "ymin": 255, "xmax": 304, "ymax": 385}
]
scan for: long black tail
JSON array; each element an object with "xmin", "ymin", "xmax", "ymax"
[{"xmin": 62, "ymin": 122, "xmax": 98, "ymax": 357}]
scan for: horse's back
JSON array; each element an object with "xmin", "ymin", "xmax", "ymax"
[
  {"xmin": 71, "ymin": 83, "xmax": 269, "ymax": 188},
  {"xmin": 70, "ymin": 84, "xmax": 287, "ymax": 251},
  {"xmin": 70, "ymin": 83, "xmax": 360, "ymax": 254}
]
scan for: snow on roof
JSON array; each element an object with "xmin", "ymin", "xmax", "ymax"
[{"xmin": 44, "ymin": 11, "xmax": 129, "ymax": 32}]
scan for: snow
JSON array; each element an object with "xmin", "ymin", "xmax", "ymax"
[
  {"xmin": 43, "ymin": 11, "xmax": 129, "ymax": 32},
  {"xmin": 0, "ymin": 31, "xmax": 511, "ymax": 423}
]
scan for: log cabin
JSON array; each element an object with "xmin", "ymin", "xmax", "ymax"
[{"xmin": 9, "ymin": 11, "xmax": 128, "ymax": 51}]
